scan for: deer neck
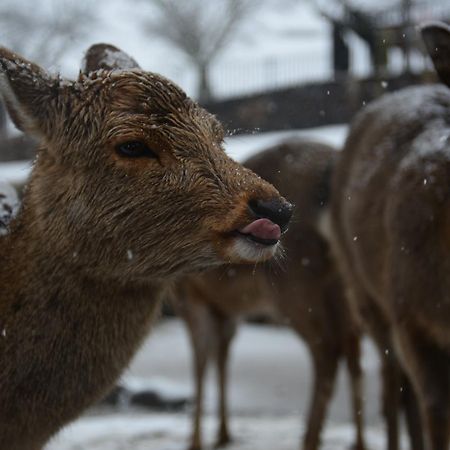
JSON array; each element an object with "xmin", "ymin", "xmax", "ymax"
[
  {"xmin": 1, "ymin": 205, "xmax": 163, "ymax": 357},
  {"xmin": 0, "ymin": 192, "xmax": 165, "ymax": 442}
]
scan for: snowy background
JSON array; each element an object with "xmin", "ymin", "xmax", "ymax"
[{"xmin": 1, "ymin": 0, "xmax": 431, "ymax": 100}]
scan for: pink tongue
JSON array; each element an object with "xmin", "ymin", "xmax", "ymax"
[{"xmin": 239, "ymin": 218, "xmax": 281, "ymax": 241}]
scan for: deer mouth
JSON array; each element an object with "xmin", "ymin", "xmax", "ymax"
[
  {"xmin": 236, "ymin": 218, "xmax": 281, "ymax": 246},
  {"xmin": 225, "ymin": 218, "xmax": 281, "ymax": 263}
]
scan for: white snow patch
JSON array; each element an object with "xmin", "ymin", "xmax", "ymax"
[
  {"xmin": 0, "ymin": 181, "xmax": 19, "ymax": 235},
  {"xmin": 0, "ymin": 160, "xmax": 32, "ymax": 186}
]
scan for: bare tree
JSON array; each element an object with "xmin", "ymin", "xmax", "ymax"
[
  {"xmin": 0, "ymin": 0, "xmax": 97, "ymax": 67},
  {"xmin": 0, "ymin": 0, "xmax": 98, "ymax": 140},
  {"xmin": 142, "ymin": 0, "xmax": 254, "ymax": 103}
]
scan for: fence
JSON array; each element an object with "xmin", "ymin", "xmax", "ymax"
[
  {"xmin": 199, "ymin": 45, "xmax": 430, "ymax": 101},
  {"xmin": 205, "ymin": 70, "xmax": 435, "ymax": 136},
  {"xmin": 209, "ymin": 51, "xmax": 333, "ymax": 100},
  {"xmin": 375, "ymin": 3, "xmax": 450, "ymax": 28}
]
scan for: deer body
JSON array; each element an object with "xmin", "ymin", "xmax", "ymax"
[
  {"xmin": 0, "ymin": 245, "xmax": 161, "ymax": 449},
  {"xmin": 176, "ymin": 140, "xmax": 365, "ymax": 450},
  {"xmin": 330, "ymin": 24, "xmax": 450, "ymax": 450},
  {"xmin": 0, "ymin": 44, "xmax": 291, "ymax": 449}
]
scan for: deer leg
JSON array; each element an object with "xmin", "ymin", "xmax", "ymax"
[
  {"xmin": 302, "ymin": 347, "xmax": 339, "ymax": 450},
  {"xmin": 365, "ymin": 307, "xmax": 401, "ymax": 450},
  {"xmin": 214, "ymin": 314, "xmax": 237, "ymax": 448},
  {"xmin": 396, "ymin": 327, "xmax": 449, "ymax": 450},
  {"xmin": 401, "ymin": 372, "xmax": 425, "ymax": 450},
  {"xmin": 380, "ymin": 348, "xmax": 401, "ymax": 450},
  {"xmin": 190, "ymin": 344, "xmax": 209, "ymax": 450},
  {"xmin": 182, "ymin": 302, "xmax": 217, "ymax": 450},
  {"xmin": 344, "ymin": 332, "xmax": 366, "ymax": 450}
]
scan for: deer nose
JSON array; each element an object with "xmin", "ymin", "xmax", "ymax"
[{"xmin": 248, "ymin": 198, "xmax": 294, "ymax": 233}]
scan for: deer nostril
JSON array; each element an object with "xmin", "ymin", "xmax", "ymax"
[{"xmin": 248, "ymin": 198, "xmax": 294, "ymax": 233}]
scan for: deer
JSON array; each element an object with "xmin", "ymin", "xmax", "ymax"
[
  {"xmin": 0, "ymin": 43, "xmax": 293, "ymax": 450},
  {"xmin": 174, "ymin": 139, "xmax": 366, "ymax": 450},
  {"xmin": 329, "ymin": 22, "xmax": 450, "ymax": 450}
]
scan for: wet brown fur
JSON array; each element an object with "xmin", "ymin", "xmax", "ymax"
[
  {"xmin": 330, "ymin": 23, "xmax": 450, "ymax": 450},
  {"xmin": 175, "ymin": 140, "xmax": 365, "ymax": 450},
  {"xmin": 0, "ymin": 44, "xmax": 287, "ymax": 449}
]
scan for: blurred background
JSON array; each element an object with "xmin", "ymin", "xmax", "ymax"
[
  {"xmin": 1, "ymin": 1, "xmax": 449, "ymax": 449},
  {"xmin": 1, "ymin": 0, "xmax": 449, "ymax": 150}
]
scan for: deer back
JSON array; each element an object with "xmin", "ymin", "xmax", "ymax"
[{"xmin": 331, "ymin": 23, "xmax": 450, "ymax": 343}]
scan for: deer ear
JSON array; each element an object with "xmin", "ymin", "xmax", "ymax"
[
  {"xmin": 0, "ymin": 47, "xmax": 58, "ymax": 137},
  {"xmin": 81, "ymin": 43, "xmax": 140, "ymax": 74},
  {"xmin": 421, "ymin": 22, "xmax": 450, "ymax": 88}
]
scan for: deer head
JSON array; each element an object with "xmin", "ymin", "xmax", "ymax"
[{"xmin": 0, "ymin": 44, "xmax": 292, "ymax": 282}]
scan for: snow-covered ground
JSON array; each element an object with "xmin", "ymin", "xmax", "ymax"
[
  {"xmin": 48, "ymin": 414, "xmax": 389, "ymax": 450},
  {"xmin": 46, "ymin": 320, "xmax": 399, "ymax": 450},
  {"xmin": 48, "ymin": 413, "xmax": 389, "ymax": 450}
]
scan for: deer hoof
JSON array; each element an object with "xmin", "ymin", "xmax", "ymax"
[
  {"xmin": 214, "ymin": 433, "xmax": 232, "ymax": 448},
  {"xmin": 349, "ymin": 442, "xmax": 367, "ymax": 450},
  {"xmin": 187, "ymin": 445, "xmax": 202, "ymax": 450}
]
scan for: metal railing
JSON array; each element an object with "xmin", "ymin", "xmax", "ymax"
[{"xmin": 209, "ymin": 52, "xmax": 334, "ymax": 99}]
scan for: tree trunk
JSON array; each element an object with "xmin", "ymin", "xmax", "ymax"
[
  {"xmin": 401, "ymin": 0, "xmax": 413, "ymax": 73},
  {"xmin": 198, "ymin": 62, "xmax": 212, "ymax": 104},
  {"xmin": 333, "ymin": 24, "xmax": 350, "ymax": 76}
]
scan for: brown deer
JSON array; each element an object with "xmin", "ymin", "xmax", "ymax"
[
  {"xmin": 175, "ymin": 139, "xmax": 365, "ymax": 450},
  {"xmin": 0, "ymin": 43, "xmax": 292, "ymax": 450},
  {"xmin": 330, "ymin": 22, "xmax": 450, "ymax": 450}
]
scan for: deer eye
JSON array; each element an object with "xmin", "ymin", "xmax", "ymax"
[{"xmin": 116, "ymin": 141, "xmax": 157, "ymax": 158}]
